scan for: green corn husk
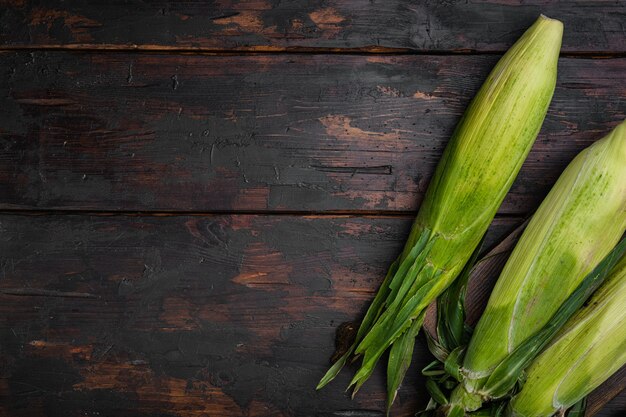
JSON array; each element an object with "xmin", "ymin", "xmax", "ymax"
[
  {"xmin": 447, "ymin": 120, "xmax": 626, "ymax": 409},
  {"xmin": 426, "ymin": 236, "xmax": 625, "ymax": 417},
  {"xmin": 509, "ymin": 255, "xmax": 626, "ymax": 417},
  {"xmin": 317, "ymin": 15, "xmax": 563, "ymax": 406}
]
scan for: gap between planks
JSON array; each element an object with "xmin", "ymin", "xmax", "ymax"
[
  {"xmin": 0, "ymin": 44, "xmax": 625, "ymax": 59},
  {"xmin": 0, "ymin": 208, "xmax": 527, "ymax": 220}
]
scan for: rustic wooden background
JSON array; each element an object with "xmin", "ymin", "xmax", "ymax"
[{"xmin": 0, "ymin": 1, "xmax": 624, "ymax": 416}]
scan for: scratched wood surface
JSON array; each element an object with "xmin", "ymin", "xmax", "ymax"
[
  {"xmin": 1, "ymin": 1, "xmax": 625, "ymax": 416},
  {"xmin": 1, "ymin": 52, "xmax": 624, "ymax": 213},
  {"xmin": 0, "ymin": 1, "xmax": 625, "ymax": 53},
  {"xmin": 0, "ymin": 214, "xmax": 518, "ymax": 417}
]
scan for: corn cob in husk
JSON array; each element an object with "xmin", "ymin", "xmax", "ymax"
[
  {"xmin": 435, "ymin": 121, "xmax": 626, "ymax": 413},
  {"xmin": 509, "ymin": 256, "xmax": 626, "ymax": 417},
  {"xmin": 317, "ymin": 15, "xmax": 563, "ymax": 407}
]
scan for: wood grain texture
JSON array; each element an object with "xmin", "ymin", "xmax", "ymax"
[
  {"xmin": 1, "ymin": 52, "xmax": 624, "ymax": 213},
  {"xmin": 2, "ymin": 3, "xmax": 625, "ymax": 415},
  {"xmin": 0, "ymin": 213, "xmax": 520, "ymax": 417},
  {"xmin": 0, "ymin": 213, "xmax": 622, "ymax": 416},
  {"xmin": 587, "ymin": 367, "xmax": 626, "ymax": 417},
  {"xmin": 1, "ymin": 1, "xmax": 625, "ymax": 53}
]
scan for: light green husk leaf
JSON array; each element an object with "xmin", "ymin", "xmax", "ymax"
[
  {"xmin": 509, "ymin": 255, "xmax": 626, "ymax": 417},
  {"xmin": 462, "ymin": 119, "xmax": 626, "ymax": 395},
  {"xmin": 480, "ymin": 236, "xmax": 626, "ymax": 399},
  {"xmin": 428, "ymin": 235, "xmax": 626, "ymax": 416},
  {"xmin": 318, "ymin": 14, "xmax": 563, "ymax": 407}
]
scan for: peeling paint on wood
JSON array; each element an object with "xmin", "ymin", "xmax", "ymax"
[
  {"xmin": 2, "ymin": 2, "xmax": 625, "ymax": 415},
  {"xmin": 1, "ymin": 52, "xmax": 624, "ymax": 213},
  {"xmin": 1, "ymin": 1, "xmax": 625, "ymax": 53},
  {"xmin": 0, "ymin": 214, "xmax": 519, "ymax": 416},
  {"xmin": 0, "ymin": 214, "xmax": 622, "ymax": 415}
]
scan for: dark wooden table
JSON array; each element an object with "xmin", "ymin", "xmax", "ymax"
[{"xmin": 0, "ymin": 2, "xmax": 624, "ymax": 416}]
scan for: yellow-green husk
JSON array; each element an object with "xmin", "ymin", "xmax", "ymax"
[
  {"xmin": 460, "ymin": 120, "xmax": 626, "ymax": 399},
  {"xmin": 510, "ymin": 255, "xmax": 626, "ymax": 416},
  {"xmin": 318, "ymin": 15, "xmax": 564, "ymax": 405}
]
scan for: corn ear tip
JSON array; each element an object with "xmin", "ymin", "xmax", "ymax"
[
  {"xmin": 536, "ymin": 14, "xmax": 564, "ymax": 44},
  {"xmin": 538, "ymin": 14, "xmax": 563, "ymax": 29},
  {"xmin": 538, "ymin": 14, "xmax": 561, "ymax": 24}
]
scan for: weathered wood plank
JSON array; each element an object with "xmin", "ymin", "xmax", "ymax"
[
  {"xmin": 587, "ymin": 367, "xmax": 626, "ymax": 417},
  {"xmin": 0, "ymin": 214, "xmax": 521, "ymax": 417},
  {"xmin": 0, "ymin": 214, "xmax": 622, "ymax": 416},
  {"xmin": 1, "ymin": 52, "xmax": 624, "ymax": 213},
  {"xmin": 1, "ymin": 1, "xmax": 625, "ymax": 53}
]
